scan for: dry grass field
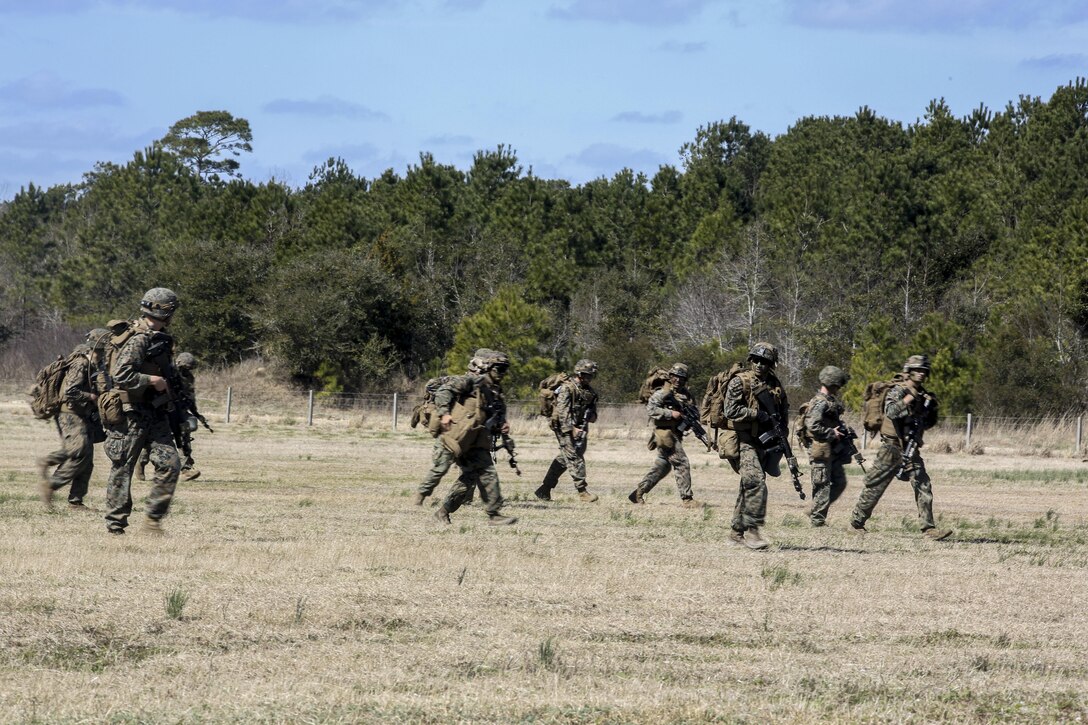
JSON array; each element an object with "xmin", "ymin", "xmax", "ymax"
[{"xmin": 2, "ymin": 395, "xmax": 1087, "ymax": 724}]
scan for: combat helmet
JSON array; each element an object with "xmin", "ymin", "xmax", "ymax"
[
  {"xmin": 668, "ymin": 363, "xmax": 690, "ymax": 379},
  {"xmin": 140, "ymin": 287, "xmax": 179, "ymax": 321},
  {"xmin": 86, "ymin": 328, "xmax": 112, "ymax": 352},
  {"xmin": 574, "ymin": 359, "xmax": 599, "ymax": 376},
  {"xmin": 748, "ymin": 341, "xmax": 778, "ymax": 366},
  {"xmin": 818, "ymin": 365, "xmax": 849, "ymax": 388},
  {"xmin": 175, "ymin": 352, "xmax": 197, "ymax": 370},
  {"xmin": 903, "ymin": 354, "xmax": 931, "ymax": 372},
  {"xmin": 488, "ymin": 351, "xmax": 511, "ymax": 371},
  {"xmin": 468, "ymin": 348, "xmax": 494, "ymax": 373}
]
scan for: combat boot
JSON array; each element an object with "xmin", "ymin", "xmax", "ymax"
[
  {"xmin": 923, "ymin": 527, "xmax": 952, "ymax": 541},
  {"xmin": 143, "ymin": 517, "xmax": 164, "ymax": 536},
  {"xmin": 577, "ymin": 489, "xmax": 599, "ymax": 503},
  {"xmin": 849, "ymin": 522, "xmax": 868, "ymax": 535},
  {"xmin": 680, "ymin": 498, "xmax": 705, "ymax": 509},
  {"xmin": 413, "ymin": 491, "xmax": 428, "ymax": 506},
  {"xmin": 743, "ymin": 527, "xmax": 770, "ymax": 550},
  {"xmin": 726, "ymin": 529, "xmax": 746, "ymax": 547},
  {"xmin": 487, "ymin": 514, "xmax": 518, "ymax": 526},
  {"xmin": 434, "ymin": 508, "xmax": 451, "ymax": 525},
  {"xmin": 135, "ymin": 461, "xmax": 146, "ymax": 481},
  {"xmin": 36, "ymin": 458, "xmax": 54, "ymax": 509},
  {"xmin": 534, "ymin": 485, "xmax": 552, "ymax": 501},
  {"xmin": 180, "ymin": 469, "xmax": 201, "ymax": 481},
  {"xmin": 68, "ymin": 501, "xmax": 89, "ymax": 511},
  {"xmin": 627, "ymin": 488, "xmax": 644, "ymax": 504}
]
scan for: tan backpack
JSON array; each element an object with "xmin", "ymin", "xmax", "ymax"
[
  {"xmin": 699, "ymin": 363, "xmax": 743, "ymax": 428},
  {"xmin": 795, "ymin": 401, "xmax": 813, "ymax": 448},
  {"xmin": 638, "ymin": 367, "xmax": 671, "ymax": 404},
  {"xmin": 29, "ymin": 353, "xmax": 80, "ymax": 419},
  {"xmin": 862, "ymin": 375, "xmax": 905, "ymax": 433},
  {"xmin": 537, "ymin": 372, "xmax": 570, "ymax": 418},
  {"xmin": 410, "ymin": 376, "xmax": 452, "ymax": 437}
]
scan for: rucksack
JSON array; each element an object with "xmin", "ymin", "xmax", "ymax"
[
  {"xmin": 638, "ymin": 367, "xmax": 671, "ymax": 404},
  {"xmin": 795, "ymin": 401, "xmax": 813, "ymax": 448},
  {"xmin": 29, "ymin": 353, "xmax": 79, "ymax": 419},
  {"xmin": 410, "ymin": 376, "xmax": 452, "ymax": 436},
  {"xmin": 699, "ymin": 363, "xmax": 744, "ymax": 428},
  {"xmin": 538, "ymin": 372, "xmax": 570, "ymax": 417},
  {"xmin": 862, "ymin": 375, "xmax": 905, "ymax": 433}
]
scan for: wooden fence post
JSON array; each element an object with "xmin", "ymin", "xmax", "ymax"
[
  {"xmin": 965, "ymin": 413, "xmax": 972, "ymax": 451},
  {"xmin": 392, "ymin": 392, "xmax": 398, "ymax": 431},
  {"xmin": 225, "ymin": 386, "xmax": 232, "ymax": 423},
  {"xmin": 307, "ymin": 390, "xmax": 314, "ymax": 426}
]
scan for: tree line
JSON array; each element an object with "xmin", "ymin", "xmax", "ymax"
[{"xmin": 2, "ymin": 81, "xmax": 1087, "ymax": 415}]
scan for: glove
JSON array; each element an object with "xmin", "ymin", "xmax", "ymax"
[{"xmin": 756, "ymin": 410, "xmax": 772, "ymax": 424}]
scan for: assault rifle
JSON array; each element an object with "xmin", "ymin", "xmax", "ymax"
[
  {"xmin": 755, "ymin": 390, "xmax": 806, "ymax": 500},
  {"xmin": 662, "ymin": 391, "xmax": 714, "ymax": 451},
  {"xmin": 491, "ymin": 432, "xmax": 522, "ymax": 476},
  {"xmin": 833, "ymin": 423, "xmax": 867, "ymax": 472},
  {"xmin": 894, "ymin": 394, "xmax": 933, "ymax": 481}
]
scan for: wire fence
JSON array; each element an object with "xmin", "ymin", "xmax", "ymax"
[{"xmin": 3, "ymin": 379, "xmax": 1084, "ymax": 456}]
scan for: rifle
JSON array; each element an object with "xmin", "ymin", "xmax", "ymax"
[
  {"xmin": 894, "ymin": 395, "xmax": 933, "ymax": 481},
  {"xmin": 491, "ymin": 432, "xmax": 522, "ymax": 476},
  {"xmin": 833, "ymin": 423, "xmax": 867, "ymax": 472},
  {"xmin": 662, "ymin": 391, "xmax": 714, "ymax": 451},
  {"xmin": 754, "ymin": 390, "xmax": 806, "ymax": 500}
]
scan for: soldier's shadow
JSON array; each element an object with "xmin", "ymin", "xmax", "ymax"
[{"xmin": 774, "ymin": 544, "xmax": 870, "ymax": 554}]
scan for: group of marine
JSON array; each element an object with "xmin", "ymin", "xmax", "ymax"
[
  {"xmin": 409, "ymin": 342, "xmax": 953, "ymax": 548},
  {"xmin": 33, "ymin": 286, "xmax": 953, "ymax": 546}
]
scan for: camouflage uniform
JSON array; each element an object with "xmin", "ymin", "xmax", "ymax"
[
  {"xmin": 722, "ymin": 343, "xmax": 787, "ymax": 548},
  {"xmin": 39, "ymin": 343, "xmax": 104, "ymax": 506},
  {"xmin": 633, "ymin": 365, "xmax": 696, "ymax": 503},
  {"xmin": 851, "ymin": 357, "xmax": 945, "ymax": 538},
  {"xmin": 433, "ymin": 352, "xmax": 516, "ymax": 525},
  {"xmin": 103, "ymin": 289, "xmax": 182, "ymax": 534},
  {"xmin": 538, "ymin": 361, "xmax": 599, "ymax": 500},
  {"xmin": 802, "ymin": 390, "xmax": 849, "ymax": 526},
  {"xmin": 137, "ymin": 364, "xmax": 197, "ymax": 478}
]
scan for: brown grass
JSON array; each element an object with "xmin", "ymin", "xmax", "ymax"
[{"xmin": 1, "ymin": 392, "xmax": 1087, "ymax": 723}]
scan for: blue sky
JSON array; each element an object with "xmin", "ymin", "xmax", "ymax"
[{"xmin": 0, "ymin": 0, "xmax": 1086, "ymax": 198}]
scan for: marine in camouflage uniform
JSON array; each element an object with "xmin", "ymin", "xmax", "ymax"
[
  {"xmin": 433, "ymin": 351, "xmax": 517, "ymax": 526},
  {"xmin": 37, "ymin": 329, "xmax": 111, "ymax": 509},
  {"xmin": 535, "ymin": 359, "xmax": 600, "ymax": 503},
  {"xmin": 850, "ymin": 355, "xmax": 952, "ymax": 540},
  {"xmin": 103, "ymin": 288, "xmax": 182, "ymax": 536},
  {"xmin": 722, "ymin": 342, "xmax": 788, "ymax": 550},
  {"xmin": 629, "ymin": 363, "xmax": 702, "ymax": 508},
  {"xmin": 802, "ymin": 366, "xmax": 851, "ymax": 527},
  {"xmin": 136, "ymin": 351, "xmax": 200, "ymax": 481},
  {"xmin": 413, "ymin": 350, "xmax": 493, "ymax": 507}
]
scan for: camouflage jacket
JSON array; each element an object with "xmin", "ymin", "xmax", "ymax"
[
  {"xmin": 60, "ymin": 345, "xmax": 97, "ymax": 419},
  {"xmin": 804, "ymin": 391, "xmax": 844, "ymax": 443},
  {"xmin": 646, "ymin": 382, "xmax": 691, "ymax": 430},
  {"xmin": 881, "ymin": 381, "xmax": 938, "ymax": 444},
  {"xmin": 723, "ymin": 370, "xmax": 788, "ymax": 441},
  {"xmin": 434, "ymin": 374, "xmax": 507, "ymax": 428},
  {"xmin": 111, "ymin": 319, "xmax": 175, "ymax": 409},
  {"xmin": 554, "ymin": 379, "xmax": 597, "ymax": 434}
]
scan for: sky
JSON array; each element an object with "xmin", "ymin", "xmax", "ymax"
[{"xmin": 0, "ymin": 0, "xmax": 1086, "ymax": 199}]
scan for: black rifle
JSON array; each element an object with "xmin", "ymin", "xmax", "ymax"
[
  {"xmin": 755, "ymin": 390, "xmax": 806, "ymax": 500},
  {"xmin": 833, "ymin": 423, "xmax": 867, "ymax": 472},
  {"xmin": 491, "ymin": 432, "xmax": 522, "ymax": 476},
  {"xmin": 481, "ymin": 386, "xmax": 521, "ymax": 476},
  {"xmin": 894, "ymin": 395, "xmax": 933, "ymax": 481},
  {"xmin": 662, "ymin": 391, "xmax": 714, "ymax": 451}
]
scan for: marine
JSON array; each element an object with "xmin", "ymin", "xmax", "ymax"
[
  {"xmin": 800, "ymin": 366, "xmax": 852, "ymax": 527},
  {"xmin": 535, "ymin": 359, "xmax": 600, "ymax": 503},
  {"xmin": 629, "ymin": 363, "xmax": 703, "ymax": 508}
]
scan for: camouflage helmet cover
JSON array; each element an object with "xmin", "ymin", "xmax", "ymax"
[
  {"xmin": 574, "ymin": 359, "xmax": 599, "ymax": 375},
  {"xmin": 668, "ymin": 362, "xmax": 690, "ymax": 379},
  {"xmin": 818, "ymin": 365, "xmax": 849, "ymax": 388},
  {"xmin": 175, "ymin": 352, "xmax": 197, "ymax": 370},
  {"xmin": 489, "ymin": 351, "xmax": 511, "ymax": 369},
  {"xmin": 468, "ymin": 348, "xmax": 494, "ymax": 373},
  {"xmin": 748, "ymin": 341, "xmax": 778, "ymax": 365},
  {"xmin": 903, "ymin": 354, "xmax": 931, "ymax": 372},
  {"xmin": 86, "ymin": 328, "xmax": 112, "ymax": 352},
  {"xmin": 140, "ymin": 287, "xmax": 179, "ymax": 321}
]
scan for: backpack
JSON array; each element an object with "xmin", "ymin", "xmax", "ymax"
[
  {"xmin": 537, "ymin": 372, "xmax": 570, "ymax": 418},
  {"xmin": 410, "ymin": 376, "xmax": 451, "ymax": 436},
  {"xmin": 699, "ymin": 363, "xmax": 743, "ymax": 428},
  {"xmin": 29, "ymin": 353, "xmax": 78, "ymax": 419},
  {"xmin": 862, "ymin": 376, "xmax": 904, "ymax": 433},
  {"xmin": 795, "ymin": 401, "xmax": 813, "ymax": 448},
  {"xmin": 638, "ymin": 367, "xmax": 671, "ymax": 404}
]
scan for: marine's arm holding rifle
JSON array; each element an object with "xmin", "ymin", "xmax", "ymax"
[
  {"xmin": 833, "ymin": 423, "xmax": 867, "ymax": 472},
  {"xmin": 754, "ymin": 388, "xmax": 806, "ymax": 500},
  {"xmin": 662, "ymin": 391, "xmax": 713, "ymax": 451},
  {"xmin": 891, "ymin": 386, "xmax": 935, "ymax": 481}
]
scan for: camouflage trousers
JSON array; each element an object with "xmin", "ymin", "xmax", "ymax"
[
  {"xmin": 42, "ymin": 412, "xmax": 95, "ymax": 504},
  {"xmin": 851, "ymin": 439, "xmax": 935, "ymax": 530},
  {"xmin": 139, "ymin": 436, "xmax": 194, "ymax": 471},
  {"xmin": 637, "ymin": 438, "xmax": 692, "ymax": 499},
  {"xmin": 808, "ymin": 456, "xmax": 848, "ymax": 526},
  {"xmin": 104, "ymin": 409, "xmax": 180, "ymax": 532},
  {"xmin": 541, "ymin": 429, "xmax": 589, "ymax": 493},
  {"xmin": 442, "ymin": 447, "xmax": 503, "ymax": 517},
  {"xmin": 731, "ymin": 442, "xmax": 770, "ymax": 531},
  {"xmin": 419, "ymin": 438, "xmax": 455, "ymax": 496}
]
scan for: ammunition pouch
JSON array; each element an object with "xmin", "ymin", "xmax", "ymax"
[
  {"xmin": 97, "ymin": 389, "xmax": 125, "ymax": 429},
  {"xmin": 653, "ymin": 428, "xmax": 677, "ymax": 450}
]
